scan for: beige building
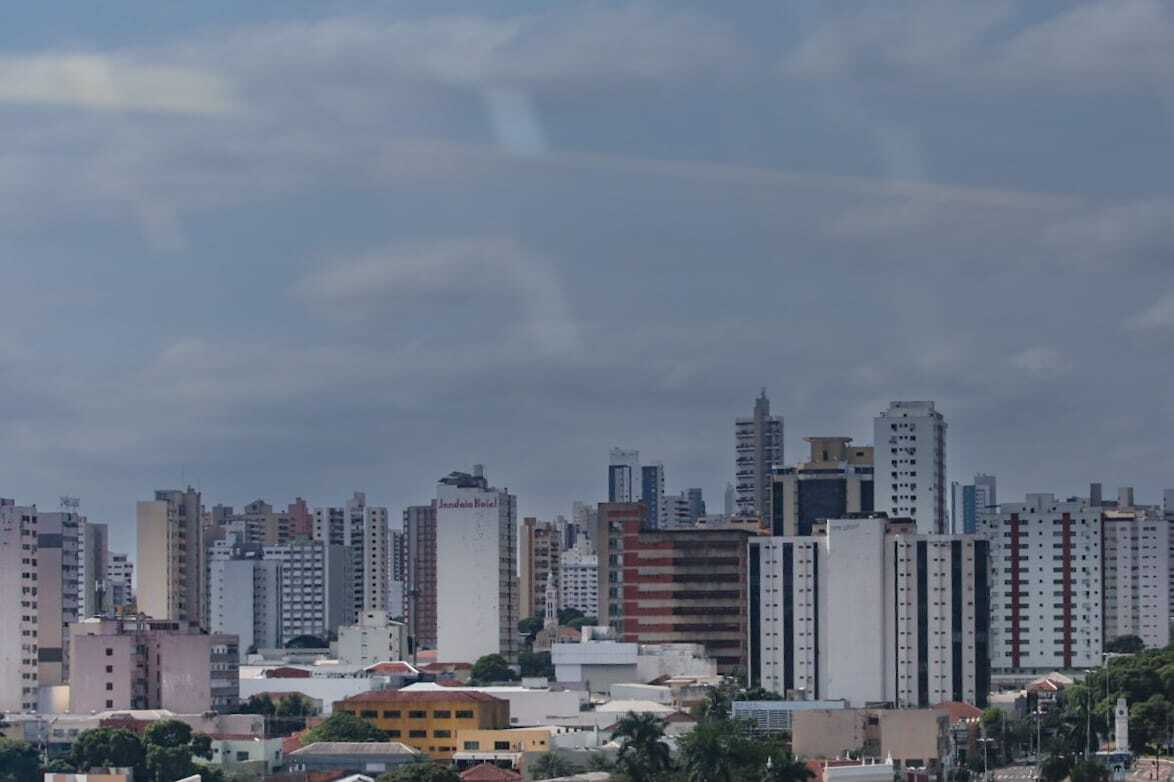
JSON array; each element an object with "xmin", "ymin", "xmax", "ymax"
[
  {"xmin": 137, "ymin": 487, "xmax": 204, "ymax": 627},
  {"xmin": 792, "ymin": 708, "xmax": 949, "ymax": 770},
  {"xmin": 520, "ymin": 518, "xmax": 562, "ymax": 620},
  {"xmin": 770, "ymin": 437, "xmax": 874, "ymax": 536},
  {"xmin": 70, "ymin": 617, "xmax": 239, "ymax": 714},
  {"xmin": 337, "ymin": 611, "xmax": 408, "ymax": 666}
]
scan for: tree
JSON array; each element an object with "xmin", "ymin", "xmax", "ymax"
[
  {"xmin": 42, "ymin": 759, "xmax": 76, "ymax": 774},
  {"xmin": 519, "ymin": 651, "xmax": 555, "ymax": 678},
  {"xmin": 375, "ymin": 763, "xmax": 460, "ymax": 782},
  {"xmin": 557, "ymin": 608, "xmax": 585, "ymax": 626},
  {"xmin": 613, "ymin": 712, "xmax": 673, "ymax": 782},
  {"xmin": 1040, "ymin": 755, "xmax": 1072, "ymax": 782},
  {"xmin": 1069, "ymin": 759, "xmax": 1111, "ymax": 782},
  {"xmin": 238, "ymin": 693, "xmax": 277, "ymax": 716},
  {"xmin": 286, "ymin": 634, "xmax": 327, "ymax": 649},
  {"xmin": 272, "ymin": 692, "xmax": 318, "ymax": 736},
  {"xmin": 764, "ymin": 752, "xmax": 815, "ymax": 782},
  {"xmin": 471, "ymin": 654, "xmax": 519, "ymax": 684},
  {"xmin": 1130, "ymin": 694, "xmax": 1173, "ymax": 753},
  {"xmin": 529, "ymin": 751, "xmax": 580, "ymax": 780},
  {"xmin": 0, "ymin": 738, "xmax": 40, "ymax": 782},
  {"xmin": 519, "ymin": 616, "xmax": 544, "ymax": 638},
  {"xmin": 693, "ymin": 686, "xmax": 732, "ymax": 722},
  {"xmin": 1106, "ymin": 635, "xmax": 1145, "ymax": 654},
  {"xmin": 566, "ymin": 616, "xmax": 598, "ymax": 630},
  {"xmin": 69, "ymin": 728, "xmax": 147, "ymax": 781},
  {"xmin": 142, "ymin": 719, "xmax": 214, "ymax": 782},
  {"xmin": 678, "ymin": 718, "xmax": 762, "ymax": 782},
  {"xmin": 300, "ymin": 712, "xmax": 388, "ymax": 745}
]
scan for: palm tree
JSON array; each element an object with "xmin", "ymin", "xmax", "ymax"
[
  {"xmin": 764, "ymin": 752, "xmax": 815, "ymax": 782},
  {"xmin": 529, "ymin": 751, "xmax": 580, "ymax": 780},
  {"xmin": 678, "ymin": 718, "xmax": 761, "ymax": 782},
  {"xmin": 613, "ymin": 712, "xmax": 672, "ymax": 782}
]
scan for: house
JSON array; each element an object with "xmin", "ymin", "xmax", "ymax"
[{"xmin": 285, "ymin": 742, "xmax": 423, "ymax": 774}]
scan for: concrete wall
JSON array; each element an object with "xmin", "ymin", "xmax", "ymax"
[
  {"xmin": 71, "ymin": 634, "xmax": 138, "ymax": 713},
  {"xmin": 878, "ymin": 710, "xmax": 946, "ymax": 764},
  {"xmin": 136, "ymin": 501, "xmax": 171, "ymax": 620},
  {"xmin": 792, "ymin": 710, "xmax": 866, "ymax": 759}
]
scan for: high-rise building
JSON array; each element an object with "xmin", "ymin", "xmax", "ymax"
[
  {"xmin": 874, "ymin": 401, "xmax": 947, "ymax": 534},
  {"xmin": 79, "ymin": 520, "xmax": 109, "ymax": 618},
  {"xmin": 287, "ymin": 497, "xmax": 313, "ymax": 540},
  {"xmin": 403, "ymin": 504, "xmax": 437, "ymax": 652},
  {"xmin": 387, "ymin": 528, "xmax": 406, "ymax": 621},
  {"xmin": 1102, "ymin": 506, "xmax": 1169, "ymax": 649},
  {"xmin": 559, "ymin": 538, "xmax": 599, "ymax": 616},
  {"xmin": 951, "ymin": 474, "xmax": 997, "ymax": 535},
  {"xmin": 313, "ymin": 492, "xmax": 390, "ymax": 617},
  {"xmin": 748, "ymin": 517, "xmax": 990, "ymax": 707},
  {"xmin": 735, "ymin": 389, "xmax": 784, "ymax": 519},
  {"xmin": 609, "ymin": 448, "xmax": 641, "ymax": 503},
  {"xmin": 35, "ymin": 510, "xmax": 82, "ymax": 686},
  {"xmin": 209, "ymin": 539, "xmax": 282, "ymax": 658},
  {"xmin": 0, "ymin": 500, "xmax": 41, "ymax": 712},
  {"xmin": 137, "ymin": 487, "xmax": 204, "ymax": 627},
  {"xmin": 570, "ymin": 502, "xmax": 597, "ymax": 549},
  {"xmin": 263, "ymin": 540, "xmax": 353, "ymax": 641},
  {"xmin": 69, "ymin": 617, "xmax": 239, "ymax": 713},
  {"xmin": 686, "ymin": 488, "xmax": 706, "ymax": 524},
  {"xmin": 770, "ymin": 437, "xmax": 874, "ymax": 536},
  {"xmin": 520, "ymin": 518, "xmax": 562, "ymax": 620},
  {"xmin": 660, "ymin": 493, "xmax": 694, "ymax": 528},
  {"xmin": 1090, "ymin": 483, "xmax": 1105, "ymax": 507},
  {"xmin": 641, "ymin": 463, "xmax": 665, "ymax": 529},
  {"xmin": 596, "ymin": 502, "xmax": 754, "ymax": 673},
  {"xmin": 106, "ymin": 552, "xmax": 134, "ymax": 611},
  {"xmin": 435, "ymin": 467, "xmax": 519, "ymax": 663},
  {"xmin": 978, "ymin": 494, "xmax": 1103, "ymax": 672},
  {"xmin": 724, "ymin": 483, "xmax": 735, "ymax": 517}
]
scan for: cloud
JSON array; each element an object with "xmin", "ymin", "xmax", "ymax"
[
  {"xmin": 1126, "ymin": 292, "xmax": 1174, "ymax": 331},
  {"xmin": 294, "ymin": 238, "xmax": 580, "ymax": 354},
  {"xmin": 782, "ymin": 0, "xmax": 1174, "ymax": 92},
  {"xmin": 0, "ymin": 53, "xmax": 235, "ymax": 114},
  {"xmin": 1043, "ymin": 198, "xmax": 1174, "ymax": 268},
  {"xmin": 1009, "ymin": 347, "xmax": 1071, "ymax": 377}
]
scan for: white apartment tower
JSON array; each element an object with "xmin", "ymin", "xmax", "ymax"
[
  {"xmin": 748, "ymin": 517, "xmax": 990, "ymax": 707},
  {"xmin": 874, "ymin": 401, "xmax": 948, "ymax": 534},
  {"xmin": 263, "ymin": 540, "xmax": 354, "ymax": 641},
  {"xmin": 736, "ymin": 389, "xmax": 784, "ymax": 519},
  {"xmin": 209, "ymin": 539, "xmax": 282, "ymax": 657},
  {"xmin": 435, "ymin": 467, "xmax": 520, "ymax": 663},
  {"xmin": 137, "ymin": 487, "xmax": 204, "ymax": 627},
  {"xmin": 313, "ymin": 492, "xmax": 390, "ymax": 616},
  {"xmin": 608, "ymin": 448, "xmax": 641, "ymax": 503},
  {"xmin": 35, "ymin": 510, "xmax": 82, "ymax": 686},
  {"xmin": 559, "ymin": 538, "xmax": 599, "ymax": 616},
  {"xmin": 0, "ymin": 500, "xmax": 40, "ymax": 712},
  {"xmin": 978, "ymin": 494, "xmax": 1104, "ymax": 672},
  {"xmin": 106, "ymin": 552, "xmax": 134, "ymax": 610},
  {"xmin": 1102, "ymin": 507, "xmax": 1169, "ymax": 649}
]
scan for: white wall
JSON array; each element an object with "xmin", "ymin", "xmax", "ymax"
[{"xmin": 822, "ymin": 519, "xmax": 886, "ymax": 705}]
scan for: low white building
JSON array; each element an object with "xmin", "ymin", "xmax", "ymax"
[
  {"xmin": 208, "ymin": 735, "xmax": 286, "ymax": 772},
  {"xmin": 337, "ymin": 612, "xmax": 408, "ymax": 667},
  {"xmin": 551, "ymin": 629, "xmax": 717, "ymax": 695}
]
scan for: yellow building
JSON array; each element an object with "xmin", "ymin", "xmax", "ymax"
[
  {"xmin": 334, "ymin": 690, "xmax": 509, "ymax": 760},
  {"xmin": 455, "ymin": 727, "xmax": 557, "ymax": 754}
]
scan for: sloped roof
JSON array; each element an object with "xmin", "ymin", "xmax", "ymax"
[
  {"xmin": 365, "ymin": 661, "xmax": 421, "ymax": 675},
  {"xmin": 459, "ymin": 763, "xmax": 524, "ymax": 781},
  {"xmin": 337, "ymin": 690, "xmax": 504, "ymax": 705},
  {"xmin": 289, "ymin": 742, "xmax": 420, "ymax": 756},
  {"xmin": 932, "ymin": 701, "xmax": 983, "ymax": 724}
]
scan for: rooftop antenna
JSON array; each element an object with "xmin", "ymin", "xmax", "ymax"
[{"xmin": 60, "ymin": 496, "xmax": 81, "ymax": 513}]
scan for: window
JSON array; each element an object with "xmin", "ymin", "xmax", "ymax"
[
  {"xmin": 106, "ymin": 682, "xmax": 114, "ymax": 691},
  {"xmin": 455, "ymin": 710, "xmax": 475, "ymax": 719},
  {"xmin": 236, "ymin": 752, "xmax": 250, "ymax": 762},
  {"xmin": 360, "ymin": 710, "xmax": 378, "ymax": 719},
  {"xmin": 464, "ymin": 741, "xmax": 480, "ymax": 750},
  {"xmin": 409, "ymin": 730, "xmax": 427, "ymax": 738},
  {"xmin": 105, "ymin": 665, "xmax": 113, "ymax": 674},
  {"xmin": 382, "ymin": 710, "xmax": 401, "ymax": 719},
  {"xmin": 106, "ymin": 700, "xmax": 113, "ymax": 708},
  {"xmin": 409, "ymin": 710, "xmax": 427, "ymax": 719},
  {"xmin": 433, "ymin": 710, "xmax": 451, "ymax": 719},
  {"xmin": 494, "ymin": 741, "xmax": 512, "ymax": 750},
  {"xmin": 105, "ymin": 648, "xmax": 113, "ymax": 656},
  {"xmin": 434, "ymin": 730, "xmax": 451, "ymax": 738},
  {"xmin": 387, "ymin": 730, "xmax": 401, "ymax": 738}
]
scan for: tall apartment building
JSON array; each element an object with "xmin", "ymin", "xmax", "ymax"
[
  {"xmin": 1166, "ymin": 490, "xmax": 1174, "ymax": 624},
  {"xmin": 106, "ymin": 552, "xmax": 134, "ymax": 611},
  {"xmin": 263, "ymin": 540, "xmax": 353, "ymax": 641},
  {"xmin": 978, "ymin": 494, "xmax": 1104, "ymax": 672},
  {"xmin": 559, "ymin": 538, "xmax": 599, "ymax": 616},
  {"xmin": 209, "ymin": 540, "xmax": 282, "ymax": 657},
  {"xmin": 874, "ymin": 401, "xmax": 947, "ymax": 534},
  {"xmin": 435, "ymin": 468, "xmax": 519, "ymax": 663},
  {"xmin": 748, "ymin": 517, "xmax": 990, "ymax": 707},
  {"xmin": 570, "ymin": 502, "xmax": 597, "ymax": 549},
  {"xmin": 288, "ymin": 497, "xmax": 313, "ymax": 540},
  {"xmin": 735, "ymin": 389, "xmax": 784, "ymax": 519},
  {"xmin": 770, "ymin": 437, "xmax": 874, "ymax": 536},
  {"xmin": 660, "ymin": 493, "xmax": 693, "ymax": 528},
  {"xmin": 403, "ymin": 504, "xmax": 437, "ymax": 652},
  {"xmin": 686, "ymin": 488, "xmax": 706, "ymax": 523},
  {"xmin": 137, "ymin": 487, "xmax": 204, "ymax": 627},
  {"xmin": 520, "ymin": 518, "xmax": 562, "ymax": 619},
  {"xmin": 596, "ymin": 502, "xmax": 754, "ymax": 673},
  {"xmin": 79, "ymin": 520, "xmax": 109, "ymax": 618},
  {"xmin": 609, "ymin": 448, "xmax": 641, "ymax": 504},
  {"xmin": 69, "ymin": 617, "xmax": 239, "ymax": 713},
  {"xmin": 0, "ymin": 500, "xmax": 41, "ymax": 712},
  {"xmin": 1102, "ymin": 507, "xmax": 1169, "ymax": 649},
  {"xmin": 387, "ymin": 528, "xmax": 406, "ymax": 620},
  {"xmin": 641, "ymin": 463, "xmax": 666, "ymax": 529},
  {"xmin": 313, "ymin": 492, "xmax": 390, "ymax": 617},
  {"xmin": 951, "ymin": 475, "xmax": 998, "ymax": 535},
  {"xmin": 35, "ymin": 510, "xmax": 82, "ymax": 686}
]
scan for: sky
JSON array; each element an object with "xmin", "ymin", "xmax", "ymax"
[{"xmin": 2, "ymin": 0, "xmax": 1173, "ymax": 555}]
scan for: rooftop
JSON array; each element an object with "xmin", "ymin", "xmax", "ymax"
[
  {"xmin": 289, "ymin": 742, "xmax": 421, "ymax": 757},
  {"xmin": 459, "ymin": 764, "xmax": 523, "ymax": 782},
  {"xmin": 337, "ymin": 690, "xmax": 505, "ymax": 705}
]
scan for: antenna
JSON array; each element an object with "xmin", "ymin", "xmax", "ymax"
[{"xmin": 60, "ymin": 496, "xmax": 81, "ymax": 512}]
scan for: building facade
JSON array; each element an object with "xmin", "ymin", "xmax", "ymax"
[
  {"xmin": 403, "ymin": 504, "xmax": 438, "ymax": 653},
  {"xmin": 79, "ymin": 520, "xmax": 109, "ymax": 618},
  {"xmin": 337, "ymin": 611, "xmax": 408, "ymax": 666},
  {"xmin": 333, "ymin": 690, "xmax": 509, "ymax": 760},
  {"xmin": 735, "ymin": 389, "xmax": 784, "ymax": 519},
  {"xmin": 874, "ymin": 401, "xmax": 948, "ymax": 534},
  {"xmin": 105, "ymin": 552, "xmax": 134, "ymax": 612},
  {"xmin": 209, "ymin": 540, "xmax": 282, "ymax": 657},
  {"xmin": 559, "ymin": 539, "xmax": 599, "ymax": 616},
  {"xmin": 641, "ymin": 463, "xmax": 666, "ymax": 530},
  {"xmin": 519, "ymin": 518, "xmax": 562, "ymax": 620},
  {"xmin": 69, "ymin": 617, "xmax": 239, "ymax": 713},
  {"xmin": 608, "ymin": 448, "xmax": 641, "ymax": 504},
  {"xmin": 435, "ymin": 468, "xmax": 520, "ymax": 663},
  {"xmin": 313, "ymin": 493, "xmax": 391, "ymax": 619},
  {"xmin": 978, "ymin": 494, "xmax": 1103, "ymax": 672},
  {"xmin": 0, "ymin": 500, "xmax": 41, "ymax": 712},
  {"xmin": 35, "ymin": 510, "xmax": 82, "ymax": 687},
  {"xmin": 1102, "ymin": 507, "xmax": 1169, "ymax": 649},
  {"xmin": 951, "ymin": 475, "xmax": 997, "ymax": 535},
  {"xmin": 748, "ymin": 517, "xmax": 990, "ymax": 707},
  {"xmin": 136, "ymin": 487, "xmax": 204, "ymax": 627},
  {"xmin": 263, "ymin": 540, "xmax": 353, "ymax": 642},
  {"xmin": 771, "ymin": 437, "xmax": 874, "ymax": 536},
  {"xmin": 597, "ymin": 504, "xmax": 754, "ymax": 673}
]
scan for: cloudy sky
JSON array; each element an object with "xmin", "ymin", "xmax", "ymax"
[{"xmin": 3, "ymin": 1, "xmax": 1173, "ymax": 553}]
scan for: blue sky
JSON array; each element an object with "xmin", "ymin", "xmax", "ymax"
[{"xmin": 2, "ymin": 1, "xmax": 1173, "ymax": 554}]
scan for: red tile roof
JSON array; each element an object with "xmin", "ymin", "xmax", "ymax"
[
  {"xmin": 337, "ymin": 690, "xmax": 505, "ymax": 705},
  {"xmin": 365, "ymin": 661, "xmax": 420, "ymax": 675},
  {"xmin": 419, "ymin": 662, "xmax": 473, "ymax": 672},
  {"xmin": 460, "ymin": 764, "xmax": 523, "ymax": 782},
  {"xmin": 266, "ymin": 666, "xmax": 313, "ymax": 679},
  {"xmin": 932, "ymin": 701, "xmax": 984, "ymax": 724}
]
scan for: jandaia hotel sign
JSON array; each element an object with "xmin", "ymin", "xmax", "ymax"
[{"xmin": 437, "ymin": 498, "xmax": 498, "ymax": 510}]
